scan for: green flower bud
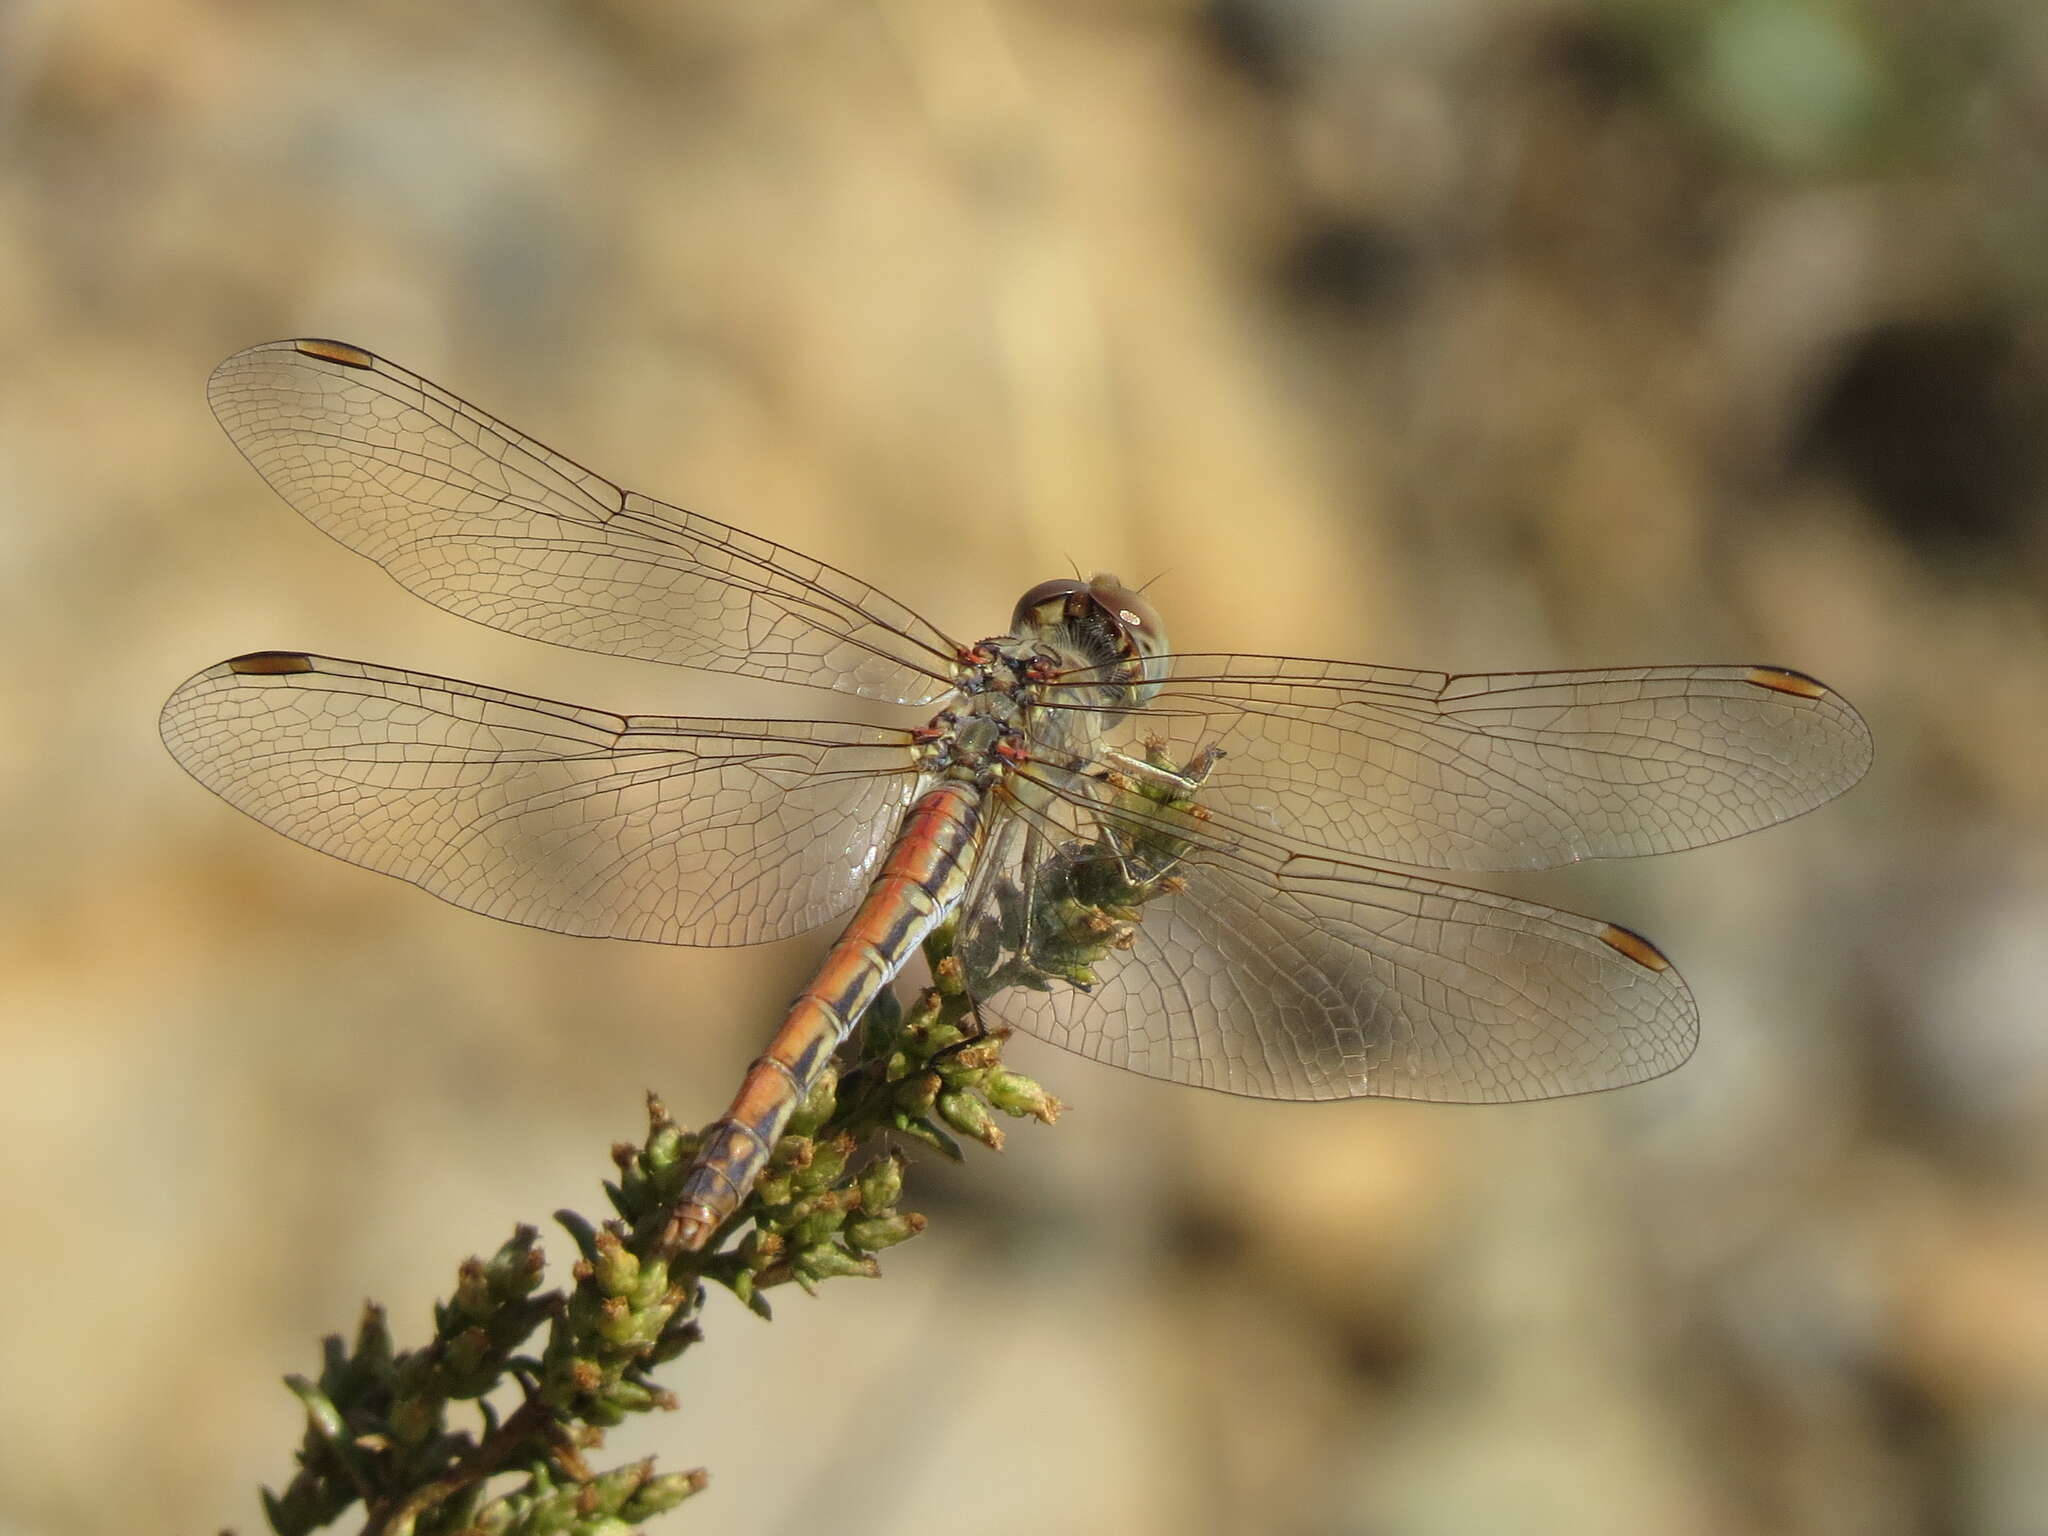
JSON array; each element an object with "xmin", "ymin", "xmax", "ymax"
[
  {"xmin": 946, "ymin": 1038, "xmax": 1004, "ymax": 1074},
  {"xmin": 985, "ymin": 1069, "xmax": 1063, "ymax": 1123},
  {"xmin": 846, "ymin": 1212, "xmax": 926, "ymax": 1252},
  {"xmin": 739, "ymin": 1228, "xmax": 785, "ymax": 1273},
  {"xmin": 621, "ymin": 1469, "xmax": 709, "ymax": 1517},
  {"xmin": 598, "ymin": 1383, "xmax": 657, "ymax": 1420},
  {"xmin": 352, "ymin": 1304, "xmax": 395, "ymax": 1374},
  {"xmin": 753, "ymin": 1169, "xmax": 796, "ymax": 1208},
  {"xmin": 795, "ymin": 1245, "xmax": 879, "ymax": 1285},
  {"xmin": 936, "ymin": 1090, "xmax": 1004, "ymax": 1150},
  {"xmin": 894, "ymin": 1071, "xmax": 942, "ymax": 1116},
  {"xmin": 445, "ymin": 1324, "xmax": 491, "ymax": 1378},
  {"xmin": 786, "ymin": 1072, "xmax": 838, "ymax": 1137},
  {"xmin": 592, "ymin": 1229, "xmax": 639, "ymax": 1297},
  {"xmin": 787, "ymin": 1190, "xmax": 854, "ymax": 1249},
  {"xmin": 387, "ymin": 1393, "xmax": 440, "ymax": 1447},
  {"xmin": 858, "ymin": 1151, "xmax": 906, "ymax": 1214},
  {"xmin": 452, "ymin": 1256, "xmax": 493, "ymax": 1320},
  {"xmin": 793, "ymin": 1131, "xmax": 854, "ymax": 1192},
  {"xmin": 643, "ymin": 1117, "xmax": 687, "ymax": 1173}
]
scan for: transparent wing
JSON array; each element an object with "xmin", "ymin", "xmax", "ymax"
[
  {"xmin": 958, "ymin": 765, "xmax": 1696, "ymax": 1102},
  {"xmin": 1038, "ymin": 656, "xmax": 1872, "ymax": 871},
  {"xmin": 207, "ymin": 340, "xmax": 961, "ymax": 705},
  {"xmin": 161, "ymin": 652, "xmax": 926, "ymax": 947}
]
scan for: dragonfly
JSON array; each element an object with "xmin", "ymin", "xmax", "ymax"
[{"xmin": 162, "ymin": 338, "xmax": 1873, "ymax": 1251}]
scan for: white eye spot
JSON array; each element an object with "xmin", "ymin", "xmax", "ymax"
[{"xmin": 1118, "ymin": 609, "xmax": 1144, "ymax": 626}]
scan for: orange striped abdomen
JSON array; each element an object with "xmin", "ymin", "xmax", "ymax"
[{"xmin": 668, "ymin": 782, "xmax": 985, "ymax": 1251}]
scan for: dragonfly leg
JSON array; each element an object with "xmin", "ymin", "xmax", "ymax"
[
  {"xmin": 946, "ymin": 995, "xmax": 1000, "ymax": 1047},
  {"xmin": 1089, "ymin": 741, "xmax": 1225, "ymax": 888},
  {"xmin": 1096, "ymin": 743, "xmax": 1225, "ymax": 794}
]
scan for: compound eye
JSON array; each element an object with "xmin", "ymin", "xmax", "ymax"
[
  {"xmin": 1010, "ymin": 577, "xmax": 1090, "ymax": 636},
  {"xmin": 1086, "ymin": 576, "xmax": 1164, "ymax": 644},
  {"xmin": 1086, "ymin": 575, "xmax": 1171, "ymax": 702}
]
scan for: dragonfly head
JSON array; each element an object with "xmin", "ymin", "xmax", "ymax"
[{"xmin": 1010, "ymin": 573, "xmax": 1170, "ymax": 706}]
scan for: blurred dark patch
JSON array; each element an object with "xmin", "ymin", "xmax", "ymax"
[
  {"xmin": 1200, "ymin": 0, "xmax": 1295, "ymax": 92},
  {"xmin": 1861, "ymin": 1360, "xmax": 1963, "ymax": 1536},
  {"xmin": 1163, "ymin": 1196, "xmax": 1418, "ymax": 1387},
  {"xmin": 1536, "ymin": 13, "xmax": 1661, "ymax": 111},
  {"xmin": 1163, "ymin": 1192, "xmax": 1255, "ymax": 1267},
  {"xmin": 1330, "ymin": 1310, "xmax": 1420, "ymax": 1391},
  {"xmin": 1848, "ymin": 968, "xmax": 1938, "ymax": 1153},
  {"xmin": 1271, "ymin": 217, "xmax": 1419, "ymax": 320},
  {"xmin": 1797, "ymin": 319, "xmax": 2048, "ymax": 559}
]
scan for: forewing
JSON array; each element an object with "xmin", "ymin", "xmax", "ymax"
[
  {"xmin": 161, "ymin": 653, "xmax": 924, "ymax": 946},
  {"xmin": 967, "ymin": 772, "xmax": 1696, "ymax": 1102},
  {"xmin": 1042, "ymin": 657, "xmax": 1871, "ymax": 870},
  {"xmin": 207, "ymin": 340, "xmax": 960, "ymax": 704}
]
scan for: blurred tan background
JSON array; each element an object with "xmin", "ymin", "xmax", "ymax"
[{"xmin": 4, "ymin": 2, "xmax": 2046, "ymax": 1532}]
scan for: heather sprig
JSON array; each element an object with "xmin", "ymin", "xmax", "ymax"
[{"xmin": 254, "ymin": 744, "xmax": 1211, "ymax": 1535}]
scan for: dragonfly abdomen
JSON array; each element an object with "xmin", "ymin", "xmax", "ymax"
[{"xmin": 668, "ymin": 782, "xmax": 985, "ymax": 1251}]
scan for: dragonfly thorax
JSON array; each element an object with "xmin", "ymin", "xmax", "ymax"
[
  {"xmin": 911, "ymin": 689, "xmax": 1032, "ymax": 785},
  {"xmin": 923, "ymin": 630, "xmax": 1117, "ymax": 786}
]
